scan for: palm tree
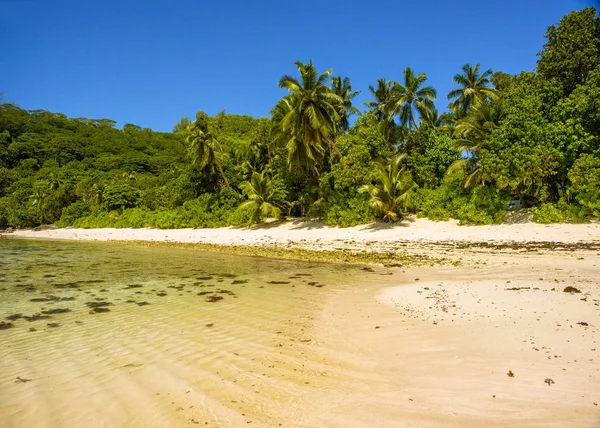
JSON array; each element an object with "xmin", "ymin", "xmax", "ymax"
[
  {"xmin": 358, "ymin": 153, "xmax": 417, "ymax": 222},
  {"xmin": 238, "ymin": 171, "xmax": 287, "ymax": 223},
  {"xmin": 446, "ymin": 103, "xmax": 504, "ymax": 189},
  {"xmin": 185, "ymin": 112, "xmax": 229, "ymax": 187},
  {"xmin": 447, "ymin": 64, "xmax": 497, "ymax": 117},
  {"xmin": 363, "ymin": 78, "xmax": 394, "ymax": 121},
  {"xmin": 383, "ymin": 67, "xmax": 437, "ymax": 130},
  {"xmin": 331, "ymin": 75, "xmax": 361, "ymax": 132},
  {"xmin": 419, "ymin": 108, "xmax": 456, "ymax": 135},
  {"xmin": 274, "ymin": 60, "xmax": 343, "ymax": 175}
]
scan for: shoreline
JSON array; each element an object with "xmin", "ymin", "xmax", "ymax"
[{"xmin": 7, "ymin": 217, "xmax": 600, "ymax": 259}]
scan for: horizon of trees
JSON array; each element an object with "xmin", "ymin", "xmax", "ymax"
[{"xmin": 1, "ymin": 7, "xmax": 598, "ymax": 229}]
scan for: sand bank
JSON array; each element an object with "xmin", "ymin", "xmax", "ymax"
[{"xmin": 8, "ymin": 217, "xmax": 600, "ymax": 252}]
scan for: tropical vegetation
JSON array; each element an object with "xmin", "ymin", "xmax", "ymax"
[{"xmin": 0, "ymin": 8, "xmax": 598, "ymax": 229}]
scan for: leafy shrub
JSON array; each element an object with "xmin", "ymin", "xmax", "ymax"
[
  {"xmin": 532, "ymin": 203, "xmax": 564, "ymax": 223},
  {"xmin": 103, "ymin": 184, "xmax": 141, "ymax": 211},
  {"xmin": 568, "ymin": 154, "xmax": 600, "ymax": 217},
  {"xmin": 322, "ymin": 194, "xmax": 370, "ymax": 227},
  {"xmin": 57, "ymin": 201, "xmax": 90, "ymax": 227}
]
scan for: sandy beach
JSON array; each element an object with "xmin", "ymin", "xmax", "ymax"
[
  {"xmin": 4, "ymin": 219, "xmax": 600, "ymax": 427},
  {"xmin": 9, "ymin": 217, "xmax": 600, "ymax": 249}
]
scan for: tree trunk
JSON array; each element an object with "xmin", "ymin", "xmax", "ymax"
[{"xmin": 215, "ymin": 160, "xmax": 230, "ymax": 187}]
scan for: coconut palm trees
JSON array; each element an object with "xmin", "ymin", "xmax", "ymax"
[
  {"xmin": 358, "ymin": 153, "xmax": 417, "ymax": 222},
  {"xmin": 331, "ymin": 75, "xmax": 361, "ymax": 132},
  {"xmin": 446, "ymin": 103, "xmax": 504, "ymax": 189},
  {"xmin": 383, "ymin": 67, "xmax": 437, "ymax": 130},
  {"xmin": 238, "ymin": 171, "xmax": 287, "ymax": 222},
  {"xmin": 447, "ymin": 63, "xmax": 497, "ymax": 117},
  {"xmin": 363, "ymin": 78, "xmax": 394, "ymax": 121},
  {"xmin": 185, "ymin": 112, "xmax": 229, "ymax": 187},
  {"xmin": 273, "ymin": 60, "xmax": 344, "ymax": 175}
]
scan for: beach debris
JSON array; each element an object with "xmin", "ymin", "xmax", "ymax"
[
  {"xmin": 123, "ymin": 363, "xmax": 143, "ymax": 368},
  {"xmin": 375, "ymin": 326, "xmax": 381, "ymax": 329},
  {"xmin": 507, "ymin": 370, "xmax": 515, "ymax": 377},
  {"xmin": 267, "ymin": 281, "xmax": 290, "ymax": 285},
  {"xmin": 544, "ymin": 378, "xmax": 555, "ymax": 386},
  {"xmin": 205, "ymin": 323, "xmax": 214, "ymax": 327},
  {"xmin": 136, "ymin": 301, "xmax": 150, "ymax": 306},
  {"xmin": 205, "ymin": 295, "xmax": 224, "ymax": 303},
  {"xmin": 156, "ymin": 291, "xmax": 167, "ymax": 297},
  {"xmin": 0, "ymin": 321, "xmax": 14, "ymax": 330},
  {"xmin": 232, "ymin": 279, "xmax": 248, "ymax": 284},
  {"xmin": 47, "ymin": 323, "xmax": 60, "ymax": 328},
  {"xmin": 197, "ymin": 291, "xmax": 212, "ymax": 296},
  {"xmin": 90, "ymin": 307, "xmax": 110, "ymax": 313},
  {"xmin": 563, "ymin": 286, "xmax": 581, "ymax": 293},
  {"xmin": 15, "ymin": 377, "xmax": 32, "ymax": 383},
  {"xmin": 506, "ymin": 287, "xmax": 531, "ymax": 291},
  {"xmin": 577, "ymin": 322, "xmax": 589, "ymax": 326}
]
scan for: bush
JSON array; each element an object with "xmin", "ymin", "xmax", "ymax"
[
  {"xmin": 322, "ymin": 194, "xmax": 370, "ymax": 227},
  {"xmin": 532, "ymin": 203, "xmax": 564, "ymax": 223},
  {"xmin": 57, "ymin": 201, "xmax": 90, "ymax": 227}
]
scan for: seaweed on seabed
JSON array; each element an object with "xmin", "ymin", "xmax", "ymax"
[
  {"xmin": 41, "ymin": 308, "xmax": 71, "ymax": 315},
  {"xmin": 0, "ymin": 321, "xmax": 14, "ymax": 330},
  {"xmin": 90, "ymin": 307, "xmax": 110, "ymax": 313},
  {"xmin": 86, "ymin": 301, "xmax": 112, "ymax": 308},
  {"xmin": 205, "ymin": 295, "xmax": 224, "ymax": 303}
]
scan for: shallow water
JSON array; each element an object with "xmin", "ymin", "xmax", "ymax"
[{"xmin": 0, "ymin": 238, "xmax": 388, "ymax": 427}]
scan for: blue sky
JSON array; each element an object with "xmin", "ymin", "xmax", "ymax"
[{"xmin": 1, "ymin": 0, "xmax": 595, "ymax": 132}]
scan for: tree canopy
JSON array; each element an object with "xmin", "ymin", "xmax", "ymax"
[{"xmin": 1, "ymin": 7, "xmax": 598, "ymax": 229}]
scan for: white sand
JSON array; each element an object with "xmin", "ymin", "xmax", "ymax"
[{"xmin": 8, "ymin": 217, "xmax": 600, "ymax": 250}]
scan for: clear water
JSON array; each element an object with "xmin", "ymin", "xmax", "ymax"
[{"xmin": 0, "ymin": 238, "xmax": 383, "ymax": 427}]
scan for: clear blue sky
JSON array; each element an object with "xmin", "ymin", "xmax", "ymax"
[{"xmin": 1, "ymin": 0, "xmax": 595, "ymax": 132}]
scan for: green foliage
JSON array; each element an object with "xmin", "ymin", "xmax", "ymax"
[
  {"xmin": 447, "ymin": 63, "xmax": 497, "ymax": 117},
  {"xmin": 103, "ymin": 184, "xmax": 140, "ymax": 211},
  {"xmin": 58, "ymin": 202, "xmax": 90, "ymax": 226},
  {"xmin": 238, "ymin": 171, "xmax": 287, "ymax": 224},
  {"xmin": 273, "ymin": 60, "xmax": 344, "ymax": 174},
  {"xmin": 358, "ymin": 154, "xmax": 418, "ymax": 222},
  {"xmin": 568, "ymin": 154, "xmax": 600, "ymax": 216},
  {"xmin": 0, "ymin": 8, "xmax": 598, "ymax": 230},
  {"xmin": 321, "ymin": 194, "xmax": 370, "ymax": 227},
  {"xmin": 383, "ymin": 67, "xmax": 437, "ymax": 130},
  {"xmin": 532, "ymin": 203, "xmax": 565, "ymax": 224},
  {"xmin": 416, "ymin": 176, "xmax": 506, "ymax": 225},
  {"xmin": 537, "ymin": 7, "xmax": 600, "ymax": 95}
]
